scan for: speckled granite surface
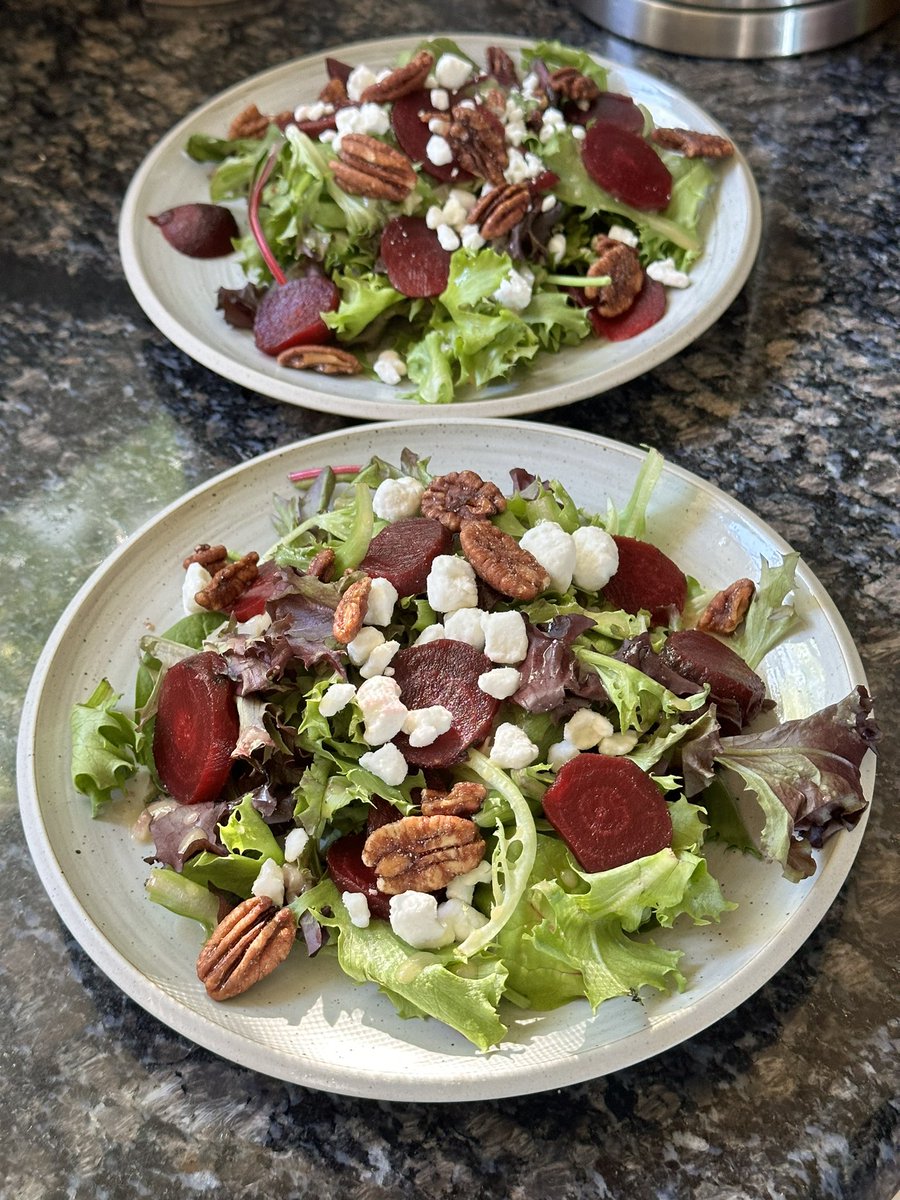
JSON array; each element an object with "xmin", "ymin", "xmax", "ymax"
[{"xmin": 3, "ymin": 2, "xmax": 898, "ymax": 1196}]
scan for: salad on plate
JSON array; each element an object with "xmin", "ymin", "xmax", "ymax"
[
  {"xmin": 150, "ymin": 38, "xmax": 739, "ymax": 404},
  {"xmin": 71, "ymin": 449, "xmax": 878, "ymax": 1050}
]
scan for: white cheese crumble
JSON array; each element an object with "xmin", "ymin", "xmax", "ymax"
[
  {"xmin": 342, "ymin": 890, "xmax": 371, "ymax": 928},
  {"xmin": 519, "ymin": 521, "xmax": 577, "ymax": 594},
  {"xmin": 346, "ymin": 64, "xmax": 378, "ymax": 103},
  {"xmin": 434, "ymin": 53, "xmax": 473, "ymax": 90},
  {"xmin": 504, "ymin": 147, "xmax": 545, "ymax": 184},
  {"xmin": 334, "ymin": 102, "xmax": 390, "ymax": 138},
  {"xmin": 251, "ymin": 857, "xmax": 285, "ymax": 907},
  {"xmin": 608, "ymin": 223, "xmax": 639, "ymax": 248},
  {"xmin": 600, "ymin": 730, "xmax": 640, "ymax": 756},
  {"xmin": 426, "ymin": 555, "xmax": 479, "ymax": 613},
  {"xmin": 359, "ymin": 741, "xmax": 409, "ymax": 787},
  {"xmin": 443, "ymin": 606, "xmax": 487, "ymax": 650},
  {"xmin": 538, "ymin": 106, "xmax": 566, "ymax": 143},
  {"xmin": 492, "ymin": 265, "xmax": 534, "ymax": 311},
  {"xmin": 182, "ymin": 560, "xmax": 212, "ymax": 615},
  {"xmin": 436, "ymin": 223, "xmax": 461, "ymax": 251},
  {"xmin": 571, "ymin": 125, "xmax": 586, "ymax": 141},
  {"xmin": 490, "ymin": 722, "xmax": 539, "ymax": 769},
  {"xmin": 477, "ymin": 666, "xmax": 521, "ymax": 700},
  {"xmin": 426, "ymin": 134, "xmax": 453, "ymax": 166},
  {"xmin": 445, "ymin": 859, "xmax": 493, "ymax": 904},
  {"xmin": 647, "ymin": 257, "xmax": 691, "ymax": 288},
  {"xmin": 547, "ymin": 232, "xmax": 567, "ymax": 264},
  {"xmin": 347, "ymin": 626, "xmax": 384, "ymax": 667},
  {"xmin": 403, "ymin": 704, "xmax": 454, "ymax": 747},
  {"xmin": 293, "ymin": 100, "xmax": 334, "ymax": 122},
  {"xmin": 358, "ymin": 639, "xmax": 400, "ymax": 679},
  {"xmin": 436, "ymin": 897, "xmax": 489, "ymax": 941},
  {"xmin": 571, "ymin": 525, "xmax": 620, "ymax": 591},
  {"xmin": 460, "ymin": 223, "xmax": 485, "ymax": 251},
  {"xmin": 481, "ymin": 609, "xmax": 528, "ymax": 664},
  {"xmin": 540, "ymin": 193, "xmax": 557, "ymax": 213},
  {"xmin": 372, "ymin": 473, "xmax": 421, "ymax": 520},
  {"xmin": 429, "ymin": 87, "xmax": 450, "ymax": 111},
  {"xmin": 547, "ymin": 739, "xmax": 581, "ymax": 770},
  {"xmin": 389, "ymin": 891, "xmax": 454, "ymax": 949},
  {"xmin": 564, "ymin": 708, "xmax": 615, "ymax": 749},
  {"xmin": 363, "ymin": 576, "xmax": 399, "ymax": 627},
  {"xmin": 373, "ymin": 350, "xmax": 408, "ymax": 387},
  {"xmin": 355, "ymin": 675, "xmax": 408, "ymax": 744},
  {"xmin": 283, "ymin": 826, "xmax": 310, "ymax": 863},
  {"xmin": 319, "ymin": 681, "xmax": 356, "ymax": 718},
  {"xmin": 414, "ymin": 622, "xmax": 446, "ymax": 645}
]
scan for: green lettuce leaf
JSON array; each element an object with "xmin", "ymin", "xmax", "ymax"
[
  {"xmin": 181, "ymin": 794, "xmax": 283, "ymax": 897},
  {"xmin": 70, "ymin": 679, "xmax": 139, "ymax": 815},
  {"xmin": 520, "ymin": 41, "xmax": 609, "ymax": 89}
]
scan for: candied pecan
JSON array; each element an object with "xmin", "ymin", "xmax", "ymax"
[
  {"xmin": 584, "ymin": 235, "xmax": 644, "ymax": 317},
  {"xmin": 183, "ymin": 543, "xmax": 228, "ymax": 573},
  {"xmin": 697, "ymin": 578, "xmax": 756, "ymax": 635},
  {"xmin": 332, "ymin": 575, "xmax": 371, "ymax": 643},
  {"xmin": 307, "ymin": 546, "xmax": 336, "ymax": 582},
  {"xmin": 362, "ymin": 814, "xmax": 485, "ymax": 894},
  {"xmin": 228, "ymin": 103, "xmax": 292, "ymax": 141},
  {"xmin": 651, "ymin": 127, "xmax": 735, "ymax": 159},
  {"xmin": 194, "ymin": 551, "xmax": 260, "ymax": 611},
  {"xmin": 277, "ymin": 344, "xmax": 362, "ymax": 375},
  {"xmin": 420, "ymin": 781, "xmax": 487, "ymax": 817},
  {"xmin": 447, "ymin": 103, "xmax": 508, "ymax": 185},
  {"xmin": 548, "ymin": 66, "xmax": 600, "ymax": 104},
  {"xmin": 330, "ymin": 133, "xmax": 417, "ymax": 201},
  {"xmin": 486, "ymin": 45, "xmax": 519, "ymax": 88},
  {"xmin": 319, "ymin": 76, "xmax": 349, "ymax": 107},
  {"xmin": 467, "ymin": 182, "xmax": 530, "ymax": 239},
  {"xmin": 197, "ymin": 896, "xmax": 295, "ymax": 1001},
  {"xmin": 420, "ymin": 470, "xmax": 507, "ymax": 532},
  {"xmin": 359, "ymin": 50, "xmax": 433, "ymax": 103},
  {"xmin": 459, "ymin": 520, "xmax": 550, "ymax": 601}
]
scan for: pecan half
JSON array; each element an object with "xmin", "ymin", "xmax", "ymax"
[
  {"xmin": 447, "ymin": 104, "xmax": 508, "ymax": 185},
  {"xmin": 697, "ymin": 578, "xmax": 755, "ymax": 634},
  {"xmin": 459, "ymin": 520, "xmax": 550, "ymax": 601},
  {"xmin": 584, "ymin": 235, "xmax": 644, "ymax": 317},
  {"xmin": 197, "ymin": 896, "xmax": 296, "ymax": 1001},
  {"xmin": 332, "ymin": 575, "xmax": 371, "ymax": 643},
  {"xmin": 486, "ymin": 45, "xmax": 519, "ymax": 87},
  {"xmin": 194, "ymin": 551, "xmax": 260, "ymax": 611},
  {"xmin": 319, "ymin": 77, "xmax": 349, "ymax": 107},
  {"xmin": 467, "ymin": 182, "xmax": 530, "ymax": 239},
  {"xmin": 330, "ymin": 133, "xmax": 417, "ymax": 201},
  {"xmin": 228, "ymin": 103, "xmax": 293, "ymax": 141},
  {"xmin": 277, "ymin": 344, "xmax": 362, "ymax": 375},
  {"xmin": 362, "ymin": 815, "xmax": 485, "ymax": 894},
  {"xmin": 548, "ymin": 66, "xmax": 600, "ymax": 104},
  {"xmin": 651, "ymin": 127, "xmax": 735, "ymax": 159},
  {"xmin": 359, "ymin": 50, "xmax": 434, "ymax": 103},
  {"xmin": 420, "ymin": 781, "xmax": 487, "ymax": 817},
  {"xmin": 307, "ymin": 546, "xmax": 336, "ymax": 582},
  {"xmin": 420, "ymin": 470, "xmax": 507, "ymax": 532},
  {"xmin": 183, "ymin": 543, "xmax": 229, "ymax": 573}
]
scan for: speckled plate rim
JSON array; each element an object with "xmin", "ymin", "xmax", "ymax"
[
  {"xmin": 17, "ymin": 420, "xmax": 873, "ymax": 1102},
  {"xmin": 118, "ymin": 33, "xmax": 761, "ymax": 419}
]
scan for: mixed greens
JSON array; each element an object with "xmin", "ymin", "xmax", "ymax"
[{"xmin": 70, "ymin": 450, "xmax": 878, "ymax": 1049}]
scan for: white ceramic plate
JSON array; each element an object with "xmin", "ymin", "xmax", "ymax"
[
  {"xmin": 119, "ymin": 35, "xmax": 761, "ymax": 419},
  {"xmin": 18, "ymin": 421, "xmax": 873, "ymax": 1101}
]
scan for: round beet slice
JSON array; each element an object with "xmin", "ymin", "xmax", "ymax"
[
  {"xmin": 326, "ymin": 832, "xmax": 391, "ymax": 920},
  {"xmin": 542, "ymin": 754, "xmax": 673, "ymax": 873},
  {"xmin": 659, "ymin": 629, "xmax": 767, "ymax": 733},
  {"xmin": 568, "ymin": 92, "xmax": 644, "ymax": 134},
  {"xmin": 152, "ymin": 651, "xmax": 239, "ymax": 805},
  {"xmin": 380, "ymin": 216, "xmax": 451, "ymax": 299},
  {"xmin": 390, "ymin": 89, "xmax": 471, "ymax": 183},
  {"xmin": 582, "ymin": 121, "xmax": 672, "ymax": 212},
  {"xmin": 603, "ymin": 535, "xmax": 687, "ymax": 627},
  {"xmin": 390, "ymin": 640, "xmax": 499, "ymax": 768},
  {"xmin": 589, "ymin": 277, "xmax": 666, "ymax": 342},
  {"xmin": 360, "ymin": 518, "xmax": 452, "ymax": 596},
  {"xmin": 253, "ymin": 275, "xmax": 340, "ymax": 356},
  {"xmin": 149, "ymin": 203, "xmax": 239, "ymax": 258}
]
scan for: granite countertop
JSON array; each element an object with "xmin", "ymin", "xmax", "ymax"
[{"xmin": 2, "ymin": 1, "xmax": 897, "ymax": 1196}]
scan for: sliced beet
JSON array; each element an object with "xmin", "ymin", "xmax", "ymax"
[
  {"xmin": 359, "ymin": 517, "xmax": 452, "ymax": 596},
  {"xmin": 152, "ymin": 651, "xmax": 239, "ymax": 805},
  {"xmin": 367, "ymin": 795, "xmax": 404, "ymax": 832},
  {"xmin": 569, "ymin": 92, "xmax": 644, "ymax": 134},
  {"xmin": 149, "ymin": 203, "xmax": 239, "ymax": 258},
  {"xmin": 253, "ymin": 275, "xmax": 340, "ymax": 356},
  {"xmin": 582, "ymin": 121, "xmax": 672, "ymax": 212},
  {"xmin": 292, "ymin": 115, "xmax": 338, "ymax": 137},
  {"xmin": 542, "ymin": 754, "xmax": 673, "ymax": 873},
  {"xmin": 589, "ymin": 276, "xmax": 666, "ymax": 342},
  {"xmin": 390, "ymin": 89, "xmax": 471, "ymax": 183},
  {"xmin": 603, "ymin": 535, "xmax": 687, "ymax": 626},
  {"xmin": 659, "ymin": 629, "xmax": 767, "ymax": 732},
  {"xmin": 325, "ymin": 57, "xmax": 352, "ymax": 84},
  {"xmin": 380, "ymin": 216, "xmax": 452, "ymax": 299},
  {"xmin": 390, "ymin": 640, "xmax": 499, "ymax": 768},
  {"xmin": 326, "ymin": 832, "xmax": 390, "ymax": 919}
]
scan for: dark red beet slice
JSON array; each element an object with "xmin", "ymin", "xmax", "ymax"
[
  {"xmin": 390, "ymin": 89, "xmax": 471, "ymax": 183},
  {"xmin": 542, "ymin": 754, "xmax": 673, "ymax": 873},
  {"xmin": 325, "ymin": 56, "xmax": 352, "ymax": 84},
  {"xmin": 390, "ymin": 640, "xmax": 500, "ymax": 768},
  {"xmin": 568, "ymin": 92, "xmax": 644, "ymax": 134},
  {"xmin": 326, "ymin": 832, "xmax": 390, "ymax": 919},
  {"xmin": 659, "ymin": 629, "xmax": 767, "ymax": 732},
  {"xmin": 589, "ymin": 277, "xmax": 666, "ymax": 342},
  {"xmin": 359, "ymin": 518, "xmax": 452, "ymax": 596},
  {"xmin": 380, "ymin": 216, "xmax": 452, "ymax": 299},
  {"xmin": 292, "ymin": 115, "xmax": 338, "ymax": 137},
  {"xmin": 367, "ymin": 795, "xmax": 404, "ymax": 832},
  {"xmin": 152, "ymin": 651, "xmax": 239, "ymax": 805},
  {"xmin": 603, "ymin": 535, "xmax": 687, "ymax": 626},
  {"xmin": 149, "ymin": 203, "xmax": 239, "ymax": 258},
  {"xmin": 529, "ymin": 169, "xmax": 560, "ymax": 195},
  {"xmin": 228, "ymin": 559, "xmax": 282, "ymax": 622},
  {"xmin": 253, "ymin": 275, "xmax": 340, "ymax": 356},
  {"xmin": 582, "ymin": 121, "xmax": 672, "ymax": 212}
]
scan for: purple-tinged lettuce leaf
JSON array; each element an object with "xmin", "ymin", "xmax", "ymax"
[
  {"xmin": 681, "ymin": 686, "xmax": 879, "ymax": 881},
  {"xmin": 512, "ymin": 616, "xmax": 607, "ymax": 713},
  {"xmin": 148, "ymin": 801, "xmax": 228, "ymax": 871}
]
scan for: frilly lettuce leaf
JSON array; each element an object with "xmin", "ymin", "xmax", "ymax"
[
  {"xmin": 70, "ymin": 679, "xmax": 139, "ymax": 815},
  {"xmin": 575, "ymin": 647, "xmax": 708, "ymax": 733}
]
